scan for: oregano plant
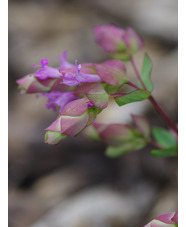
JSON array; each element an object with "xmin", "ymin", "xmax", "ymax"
[{"xmin": 16, "ymin": 24, "xmax": 178, "ymax": 226}]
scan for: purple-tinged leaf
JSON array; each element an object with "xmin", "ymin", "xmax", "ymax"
[
  {"xmin": 45, "ymin": 117, "xmax": 62, "ymax": 132},
  {"xmin": 131, "ymin": 114, "xmax": 151, "ymax": 138},
  {"xmin": 60, "ymin": 112, "xmax": 89, "ymax": 136},
  {"xmin": 46, "ymin": 111, "xmax": 90, "ymax": 137},
  {"xmin": 45, "ymin": 98, "xmax": 101, "ymax": 138},
  {"xmin": 61, "ymin": 98, "xmax": 89, "ymax": 116},
  {"xmin": 74, "ymin": 83, "xmax": 109, "ymax": 109},
  {"xmin": 94, "ymin": 60, "xmax": 127, "ymax": 85},
  {"xmin": 171, "ymin": 211, "xmax": 178, "ymax": 224},
  {"xmin": 144, "ymin": 211, "xmax": 178, "ymax": 226},
  {"xmin": 86, "ymin": 83, "xmax": 109, "ymax": 109}
]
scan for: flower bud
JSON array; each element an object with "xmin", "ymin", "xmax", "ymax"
[
  {"xmin": 16, "ymin": 75, "xmax": 58, "ymax": 94},
  {"xmin": 122, "ymin": 27, "xmax": 144, "ymax": 55},
  {"xmin": 45, "ymin": 98, "xmax": 100, "ymax": 144},
  {"xmin": 93, "ymin": 24, "xmax": 126, "ymax": 53},
  {"xmin": 92, "ymin": 123, "xmax": 134, "ymax": 146},
  {"xmin": 93, "ymin": 24, "xmax": 144, "ymax": 59}
]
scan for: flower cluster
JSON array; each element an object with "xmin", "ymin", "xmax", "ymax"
[
  {"xmin": 16, "ymin": 23, "xmax": 178, "ymax": 226},
  {"xmin": 16, "ymin": 24, "xmax": 145, "ymax": 145}
]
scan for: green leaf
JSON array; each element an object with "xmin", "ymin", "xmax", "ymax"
[
  {"xmin": 87, "ymin": 107, "xmax": 102, "ymax": 126},
  {"xmin": 103, "ymin": 83, "xmax": 124, "ymax": 94},
  {"xmin": 151, "ymin": 146, "xmax": 178, "ymax": 157},
  {"xmin": 152, "ymin": 127, "xmax": 177, "ymax": 148},
  {"xmin": 106, "ymin": 138, "xmax": 147, "ymax": 158},
  {"xmin": 115, "ymin": 90, "xmax": 150, "ymax": 106},
  {"xmin": 139, "ymin": 54, "xmax": 153, "ymax": 92}
]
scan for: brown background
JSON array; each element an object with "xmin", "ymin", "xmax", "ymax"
[{"xmin": 9, "ymin": 0, "xmax": 178, "ymax": 226}]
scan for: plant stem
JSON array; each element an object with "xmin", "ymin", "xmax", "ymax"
[
  {"xmin": 148, "ymin": 96, "xmax": 178, "ymax": 133},
  {"xmin": 129, "ymin": 56, "xmax": 178, "ymax": 134},
  {"xmin": 110, "ymin": 93, "xmax": 126, "ymax": 98},
  {"xmin": 126, "ymin": 81, "xmax": 139, "ymax": 90}
]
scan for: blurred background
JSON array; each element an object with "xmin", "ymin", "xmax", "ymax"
[{"xmin": 9, "ymin": 0, "xmax": 178, "ymax": 226}]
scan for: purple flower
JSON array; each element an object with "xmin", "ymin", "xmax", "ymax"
[
  {"xmin": 33, "ymin": 59, "xmax": 61, "ymax": 80},
  {"xmin": 42, "ymin": 91, "xmax": 76, "ymax": 112},
  {"xmin": 61, "ymin": 60, "xmax": 101, "ymax": 86},
  {"xmin": 58, "ymin": 50, "xmax": 74, "ymax": 68}
]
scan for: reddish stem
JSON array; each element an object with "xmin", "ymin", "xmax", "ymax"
[
  {"xmin": 126, "ymin": 81, "xmax": 140, "ymax": 90},
  {"xmin": 149, "ymin": 96, "xmax": 178, "ymax": 134},
  {"xmin": 150, "ymin": 139, "xmax": 164, "ymax": 149},
  {"xmin": 129, "ymin": 56, "xmax": 178, "ymax": 135},
  {"xmin": 110, "ymin": 93, "xmax": 126, "ymax": 98}
]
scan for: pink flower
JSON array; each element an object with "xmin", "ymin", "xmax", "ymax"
[
  {"xmin": 33, "ymin": 59, "xmax": 61, "ymax": 80},
  {"xmin": 61, "ymin": 60, "xmax": 101, "ymax": 86},
  {"xmin": 42, "ymin": 91, "xmax": 76, "ymax": 112},
  {"xmin": 57, "ymin": 50, "xmax": 74, "ymax": 69}
]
